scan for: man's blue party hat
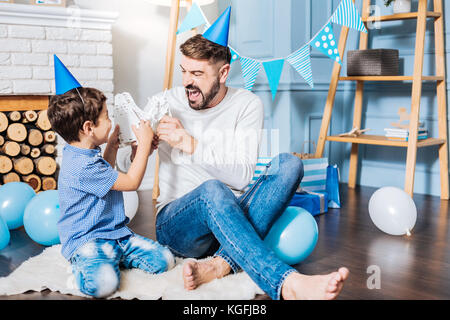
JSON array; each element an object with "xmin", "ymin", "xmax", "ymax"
[{"xmin": 202, "ymin": 6, "xmax": 231, "ymax": 47}]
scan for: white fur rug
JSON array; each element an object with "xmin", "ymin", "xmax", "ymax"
[{"xmin": 0, "ymin": 245, "xmax": 264, "ymax": 300}]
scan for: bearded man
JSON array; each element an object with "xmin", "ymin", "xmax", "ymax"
[{"xmin": 122, "ymin": 34, "xmax": 349, "ymax": 300}]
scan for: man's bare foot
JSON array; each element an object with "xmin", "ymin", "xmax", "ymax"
[
  {"xmin": 281, "ymin": 267, "xmax": 349, "ymax": 300},
  {"xmin": 183, "ymin": 257, "xmax": 232, "ymax": 290}
]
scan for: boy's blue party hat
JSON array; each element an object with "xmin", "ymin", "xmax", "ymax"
[
  {"xmin": 202, "ymin": 6, "xmax": 231, "ymax": 47},
  {"xmin": 54, "ymin": 54, "xmax": 82, "ymax": 95}
]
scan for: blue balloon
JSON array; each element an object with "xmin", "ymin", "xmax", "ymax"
[
  {"xmin": 0, "ymin": 215, "xmax": 10, "ymax": 250},
  {"xmin": 264, "ymin": 206, "xmax": 319, "ymax": 265},
  {"xmin": 23, "ymin": 190, "xmax": 61, "ymax": 246},
  {"xmin": 0, "ymin": 182, "xmax": 36, "ymax": 230}
]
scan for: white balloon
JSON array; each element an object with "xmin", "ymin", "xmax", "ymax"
[
  {"xmin": 368, "ymin": 186, "xmax": 417, "ymax": 236},
  {"xmin": 123, "ymin": 191, "xmax": 139, "ymax": 221}
]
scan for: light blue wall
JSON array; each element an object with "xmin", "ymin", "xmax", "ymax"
[{"xmin": 221, "ymin": 0, "xmax": 449, "ymax": 197}]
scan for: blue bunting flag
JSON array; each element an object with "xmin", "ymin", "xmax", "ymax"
[
  {"xmin": 286, "ymin": 45, "xmax": 314, "ymax": 88},
  {"xmin": 240, "ymin": 56, "xmax": 262, "ymax": 91},
  {"xmin": 263, "ymin": 59, "xmax": 285, "ymax": 100},
  {"xmin": 310, "ymin": 22, "xmax": 342, "ymax": 65},
  {"xmin": 331, "ymin": 0, "xmax": 368, "ymax": 33}
]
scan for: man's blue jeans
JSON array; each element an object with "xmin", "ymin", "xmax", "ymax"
[{"xmin": 156, "ymin": 153, "xmax": 304, "ymax": 300}]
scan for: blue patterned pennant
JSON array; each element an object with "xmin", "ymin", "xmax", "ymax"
[
  {"xmin": 311, "ymin": 22, "xmax": 342, "ymax": 65},
  {"xmin": 263, "ymin": 59, "xmax": 285, "ymax": 100},
  {"xmin": 229, "ymin": 47, "xmax": 239, "ymax": 64},
  {"xmin": 176, "ymin": 2, "xmax": 208, "ymax": 35},
  {"xmin": 331, "ymin": 0, "xmax": 368, "ymax": 33},
  {"xmin": 240, "ymin": 56, "xmax": 262, "ymax": 91},
  {"xmin": 286, "ymin": 45, "xmax": 314, "ymax": 88}
]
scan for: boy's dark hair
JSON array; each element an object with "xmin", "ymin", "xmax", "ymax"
[
  {"xmin": 180, "ymin": 34, "xmax": 231, "ymax": 65},
  {"xmin": 47, "ymin": 87, "xmax": 106, "ymax": 143}
]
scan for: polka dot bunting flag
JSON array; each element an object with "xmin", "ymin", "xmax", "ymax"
[{"xmin": 311, "ymin": 22, "xmax": 342, "ymax": 65}]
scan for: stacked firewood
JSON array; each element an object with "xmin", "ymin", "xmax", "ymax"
[{"xmin": 0, "ymin": 109, "xmax": 57, "ymax": 192}]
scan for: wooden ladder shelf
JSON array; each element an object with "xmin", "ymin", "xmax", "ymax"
[{"xmin": 315, "ymin": 0, "xmax": 449, "ymax": 199}]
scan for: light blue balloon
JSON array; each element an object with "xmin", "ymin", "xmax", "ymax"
[
  {"xmin": 264, "ymin": 206, "xmax": 319, "ymax": 265},
  {"xmin": 0, "ymin": 182, "xmax": 36, "ymax": 230},
  {"xmin": 23, "ymin": 190, "xmax": 61, "ymax": 246},
  {"xmin": 0, "ymin": 215, "xmax": 10, "ymax": 250}
]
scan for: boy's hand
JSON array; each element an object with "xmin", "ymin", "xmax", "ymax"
[
  {"xmin": 130, "ymin": 135, "xmax": 158, "ymax": 161},
  {"xmin": 113, "ymin": 121, "xmax": 154, "ymax": 192},
  {"xmin": 132, "ymin": 120, "xmax": 153, "ymax": 153},
  {"xmin": 107, "ymin": 124, "xmax": 121, "ymax": 150},
  {"xmin": 104, "ymin": 124, "xmax": 120, "ymax": 167}
]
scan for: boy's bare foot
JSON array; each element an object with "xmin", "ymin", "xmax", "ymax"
[
  {"xmin": 281, "ymin": 267, "xmax": 349, "ymax": 300},
  {"xmin": 183, "ymin": 257, "xmax": 232, "ymax": 290}
]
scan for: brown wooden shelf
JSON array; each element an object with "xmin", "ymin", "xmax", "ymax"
[
  {"xmin": 326, "ymin": 134, "xmax": 445, "ymax": 148},
  {"xmin": 0, "ymin": 96, "xmax": 49, "ymax": 111},
  {"xmin": 363, "ymin": 11, "xmax": 441, "ymax": 22},
  {"xmin": 339, "ymin": 76, "xmax": 444, "ymax": 81}
]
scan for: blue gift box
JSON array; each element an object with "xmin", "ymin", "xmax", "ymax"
[{"xmin": 288, "ymin": 191, "xmax": 328, "ymax": 216}]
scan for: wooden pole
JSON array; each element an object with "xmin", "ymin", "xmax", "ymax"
[
  {"xmin": 404, "ymin": 0, "xmax": 427, "ymax": 197},
  {"xmin": 348, "ymin": 0, "xmax": 370, "ymax": 188},
  {"xmin": 315, "ymin": 25, "xmax": 351, "ymax": 157},
  {"xmin": 153, "ymin": 0, "xmax": 182, "ymax": 202},
  {"xmin": 434, "ymin": 0, "xmax": 449, "ymax": 199}
]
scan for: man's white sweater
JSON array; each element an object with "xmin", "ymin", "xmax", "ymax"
[{"xmin": 117, "ymin": 86, "xmax": 264, "ymax": 215}]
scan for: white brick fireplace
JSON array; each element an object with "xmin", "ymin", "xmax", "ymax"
[
  {"xmin": 0, "ymin": 2, "xmax": 118, "ymax": 99},
  {"xmin": 0, "ymin": 2, "xmax": 118, "ymax": 164}
]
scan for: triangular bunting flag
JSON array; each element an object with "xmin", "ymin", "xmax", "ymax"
[
  {"xmin": 311, "ymin": 22, "xmax": 342, "ymax": 65},
  {"xmin": 286, "ymin": 45, "xmax": 314, "ymax": 88},
  {"xmin": 176, "ymin": 2, "xmax": 208, "ymax": 35},
  {"xmin": 331, "ymin": 0, "xmax": 367, "ymax": 33},
  {"xmin": 239, "ymin": 56, "xmax": 261, "ymax": 91},
  {"xmin": 229, "ymin": 47, "xmax": 239, "ymax": 64},
  {"xmin": 263, "ymin": 59, "xmax": 285, "ymax": 100}
]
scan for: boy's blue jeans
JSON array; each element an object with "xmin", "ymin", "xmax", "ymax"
[
  {"xmin": 70, "ymin": 234, "xmax": 175, "ymax": 298},
  {"xmin": 156, "ymin": 153, "xmax": 304, "ymax": 300}
]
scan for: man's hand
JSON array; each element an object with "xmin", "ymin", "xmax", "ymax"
[{"xmin": 156, "ymin": 115, "xmax": 197, "ymax": 155}]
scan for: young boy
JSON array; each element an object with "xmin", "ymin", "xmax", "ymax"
[{"xmin": 48, "ymin": 87, "xmax": 174, "ymax": 298}]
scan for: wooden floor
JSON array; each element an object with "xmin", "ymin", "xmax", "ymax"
[{"xmin": 1, "ymin": 183, "xmax": 450, "ymax": 300}]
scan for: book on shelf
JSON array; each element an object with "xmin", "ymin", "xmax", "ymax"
[
  {"xmin": 385, "ymin": 127, "xmax": 427, "ymax": 133},
  {"xmin": 384, "ymin": 127, "xmax": 427, "ymax": 133},
  {"xmin": 385, "ymin": 131, "xmax": 427, "ymax": 137},
  {"xmin": 384, "ymin": 124, "xmax": 428, "ymax": 141},
  {"xmin": 387, "ymin": 136, "xmax": 428, "ymax": 141},
  {"xmin": 387, "ymin": 132, "xmax": 428, "ymax": 141}
]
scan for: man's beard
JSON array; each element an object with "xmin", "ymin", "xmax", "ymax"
[{"xmin": 185, "ymin": 77, "xmax": 221, "ymax": 111}]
